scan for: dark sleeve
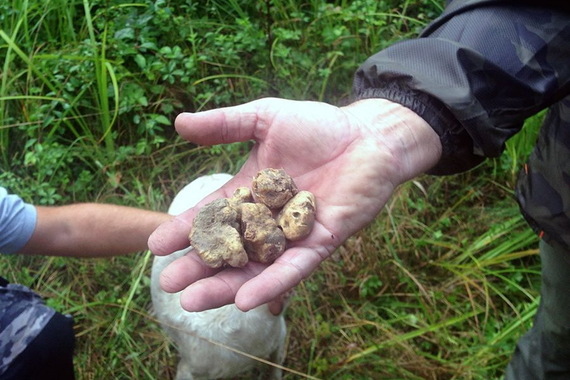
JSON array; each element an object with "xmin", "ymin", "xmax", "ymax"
[{"xmin": 353, "ymin": 0, "xmax": 570, "ymax": 175}]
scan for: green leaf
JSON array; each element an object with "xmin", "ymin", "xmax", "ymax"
[{"xmin": 134, "ymin": 54, "xmax": 146, "ymax": 69}]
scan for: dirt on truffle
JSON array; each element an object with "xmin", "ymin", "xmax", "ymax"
[{"xmin": 189, "ymin": 168, "xmax": 316, "ymax": 268}]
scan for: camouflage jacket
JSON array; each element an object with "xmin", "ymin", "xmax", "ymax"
[
  {"xmin": 353, "ymin": 0, "xmax": 570, "ymax": 249},
  {"xmin": 0, "ymin": 190, "xmax": 53, "ymax": 373},
  {"xmin": 0, "ymin": 281, "xmax": 55, "ymax": 375}
]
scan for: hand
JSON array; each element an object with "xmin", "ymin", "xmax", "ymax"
[{"xmin": 148, "ymin": 97, "xmax": 441, "ymax": 312}]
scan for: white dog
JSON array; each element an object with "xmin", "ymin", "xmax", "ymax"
[{"xmin": 151, "ymin": 174, "xmax": 287, "ymax": 380}]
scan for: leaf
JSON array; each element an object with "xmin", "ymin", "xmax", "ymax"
[
  {"xmin": 151, "ymin": 114, "xmax": 171, "ymax": 126},
  {"xmin": 134, "ymin": 54, "xmax": 146, "ymax": 69},
  {"xmin": 114, "ymin": 27, "xmax": 135, "ymax": 40}
]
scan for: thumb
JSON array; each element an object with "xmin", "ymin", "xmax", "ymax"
[{"xmin": 175, "ymin": 101, "xmax": 266, "ymax": 145}]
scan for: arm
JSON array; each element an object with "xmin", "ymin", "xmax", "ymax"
[
  {"xmin": 148, "ymin": 98, "xmax": 441, "ymax": 311},
  {"xmin": 148, "ymin": 1, "xmax": 570, "ymax": 313},
  {"xmin": 19, "ymin": 203, "xmax": 171, "ymax": 257},
  {"xmin": 355, "ymin": 1, "xmax": 570, "ymax": 174}
]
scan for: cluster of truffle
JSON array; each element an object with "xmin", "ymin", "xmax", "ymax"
[{"xmin": 189, "ymin": 168, "xmax": 317, "ymax": 268}]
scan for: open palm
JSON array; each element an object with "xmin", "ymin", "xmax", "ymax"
[{"xmin": 148, "ymin": 97, "xmax": 440, "ymax": 312}]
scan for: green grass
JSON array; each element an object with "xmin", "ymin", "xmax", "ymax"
[{"xmin": 0, "ymin": 0, "xmax": 545, "ymax": 379}]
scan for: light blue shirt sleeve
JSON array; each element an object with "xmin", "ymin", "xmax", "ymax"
[{"xmin": 0, "ymin": 187, "xmax": 38, "ymax": 254}]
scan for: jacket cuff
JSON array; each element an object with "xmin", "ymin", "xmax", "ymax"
[{"xmin": 354, "ymin": 81, "xmax": 485, "ymax": 175}]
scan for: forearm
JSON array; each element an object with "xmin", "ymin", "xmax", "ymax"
[
  {"xmin": 354, "ymin": 2, "xmax": 570, "ymax": 173},
  {"xmin": 20, "ymin": 203, "xmax": 171, "ymax": 257}
]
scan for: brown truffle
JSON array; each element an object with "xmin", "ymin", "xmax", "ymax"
[
  {"xmin": 240, "ymin": 202, "xmax": 286, "ymax": 263},
  {"xmin": 189, "ymin": 168, "xmax": 317, "ymax": 267},
  {"xmin": 252, "ymin": 168, "xmax": 298, "ymax": 209},
  {"xmin": 277, "ymin": 191, "xmax": 316, "ymax": 241},
  {"xmin": 229, "ymin": 187, "xmax": 254, "ymax": 206},
  {"xmin": 189, "ymin": 198, "xmax": 248, "ymax": 268}
]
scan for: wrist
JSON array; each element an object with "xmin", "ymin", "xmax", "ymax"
[{"xmin": 341, "ymin": 98, "xmax": 442, "ymax": 185}]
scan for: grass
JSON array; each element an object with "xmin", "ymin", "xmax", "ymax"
[
  {"xmin": 281, "ymin": 162, "xmax": 541, "ymax": 379},
  {"xmin": 0, "ymin": 0, "xmax": 544, "ymax": 379}
]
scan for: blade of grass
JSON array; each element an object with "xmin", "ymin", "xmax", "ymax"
[{"xmin": 344, "ymin": 309, "xmax": 483, "ymax": 364}]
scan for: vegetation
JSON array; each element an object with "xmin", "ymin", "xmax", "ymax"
[{"xmin": 0, "ymin": 0, "xmax": 543, "ymax": 379}]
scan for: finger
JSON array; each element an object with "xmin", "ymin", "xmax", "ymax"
[
  {"xmin": 267, "ymin": 291, "xmax": 292, "ymax": 316},
  {"xmin": 267, "ymin": 298, "xmax": 284, "ymax": 316},
  {"xmin": 179, "ymin": 262, "xmax": 267, "ymax": 311},
  {"xmin": 235, "ymin": 244, "xmax": 333, "ymax": 311},
  {"xmin": 148, "ymin": 185, "xmax": 239, "ymax": 256},
  {"xmin": 148, "ymin": 216, "xmax": 195, "ymax": 256},
  {"xmin": 159, "ymin": 251, "xmax": 218, "ymax": 293},
  {"xmin": 175, "ymin": 100, "xmax": 263, "ymax": 146}
]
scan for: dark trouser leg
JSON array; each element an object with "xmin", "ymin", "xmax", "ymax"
[
  {"xmin": 0, "ymin": 311, "xmax": 75, "ymax": 380},
  {"xmin": 505, "ymin": 240, "xmax": 570, "ymax": 380}
]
